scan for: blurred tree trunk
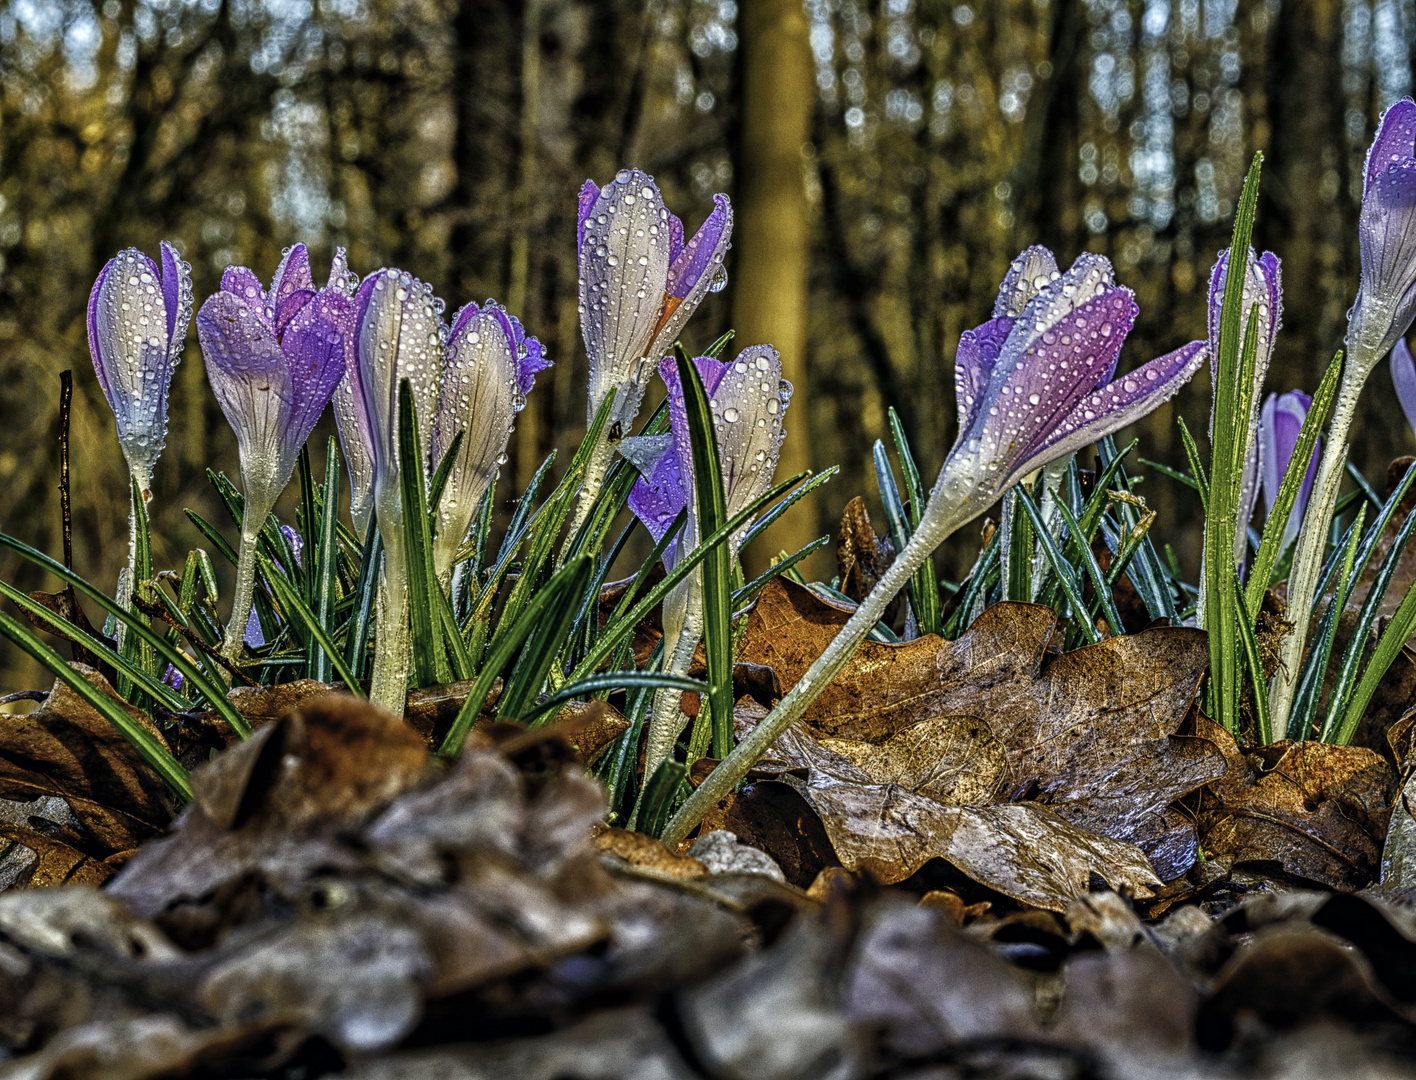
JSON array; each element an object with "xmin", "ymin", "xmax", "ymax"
[{"xmin": 731, "ymin": 0, "xmax": 815, "ymax": 572}]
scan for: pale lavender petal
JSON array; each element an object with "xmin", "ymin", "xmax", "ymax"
[
  {"xmin": 1366, "ymin": 98, "xmax": 1416, "ymax": 190},
  {"xmin": 709, "ymin": 344, "xmax": 792, "ymax": 527},
  {"xmin": 222, "ymin": 266, "xmax": 269, "ymax": 313},
  {"xmin": 197, "ymin": 291, "xmax": 293, "ymax": 509},
  {"xmin": 576, "ymin": 180, "xmax": 600, "ymax": 251},
  {"xmin": 666, "ymin": 212, "xmax": 686, "ymax": 262},
  {"xmin": 429, "ymin": 304, "xmax": 524, "ymax": 573},
  {"xmin": 274, "ymin": 288, "xmax": 315, "ymax": 334},
  {"xmin": 647, "ymin": 194, "xmax": 733, "ymax": 360},
  {"xmin": 327, "ymin": 247, "xmax": 355, "ymax": 294},
  {"xmin": 1393, "ymin": 338, "xmax": 1416, "ymax": 438},
  {"xmin": 580, "ymin": 170, "xmax": 673, "ymax": 424},
  {"xmin": 243, "ymin": 608, "xmax": 264, "ymax": 648},
  {"xmin": 88, "ymin": 248, "xmax": 180, "ymax": 493},
  {"xmin": 1358, "ymin": 160, "xmax": 1416, "ymax": 355},
  {"xmin": 280, "ymin": 525, "xmax": 305, "ymax": 570},
  {"xmin": 659, "ymin": 353, "xmax": 730, "ymax": 493},
  {"xmin": 1206, "ymin": 248, "xmax": 1282, "ymax": 394},
  {"xmin": 279, "ymin": 289, "xmax": 354, "ymax": 452},
  {"xmin": 332, "ymin": 360, "xmax": 376, "ymax": 536},
  {"xmin": 354, "ymin": 268, "xmax": 446, "ymax": 486},
  {"xmin": 1258, "ymin": 392, "xmax": 1281, "ymax": 513},
  {"xmin": 991, "ymin": 245, "xmax": 1058, "ymax": 318},
  {"xmin": 159, "ymin": 242, "xmax": 181, "ymax": 347},
  {"xmin": 269, "ymin": 243, "xmax": 314, "ymax": 313},
  {"xmin": 954, "ymin": 316, "xmax": 1012, "ymax": 431},
  {"xmin": 1265, "ymin": 390, "xmax": 1319, "ymax": 551},
  {"xmin": 1012, "ymin": 339, "xmax": 1208, "ymax": 486},
  {"xmin": 482, "ymin": 303, "xmax": 551, "ymax": 396}
]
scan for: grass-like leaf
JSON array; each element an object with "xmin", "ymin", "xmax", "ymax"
[
  {"xmin": 1231, "ymin": 575, "xmax": 1272, "ymax": 744},
  {"xmin": 397, "ymin": 380, "xmax": 452, "ymax": 687},
  {"xmin": 519, "ymin": 670, "xmax": 707, "ymax": 729},
  {"xmin": 1050, "ymin": 496, "xmax": 1126, "ymax": 635},
  {"xmin": 640, "ymin": 758, "xmax": 687, "ymax": 840},
  {"xmin": 497, "ymin": 554, "xmax": 595, "ymax": 721},
  {"xmin": 675, "ymin": 346, "xmax": 734, "ymax": 759},
  {"xmin": 258, "ymin": 549, "xmax": 364, "ymax": 697},
  {"xmin": 1014, "ymin": 487, "xmax": 1100, "ymax": 645},
  {"xmin": 309, "ymin": 438, "xmax": 342, "ymax": 682},
  {"xmin": 887, "ymin": 408, "xmax": 941, "ymax": 635}
]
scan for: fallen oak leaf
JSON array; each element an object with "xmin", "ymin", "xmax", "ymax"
[
  {"xmin": 1198, "ymin": 715, "xmax": 1393, "ymax": 889},
  {"xmin": 781, "ymin": 768, "xmax": 1160, "ymax": 911},
  {"xmin": 742, "ymin": 580, "xmax": 1224, "ymax": 877},
  {"xmin": 0, "ymin": 824, "xmax": 113, "ymax": 888}
]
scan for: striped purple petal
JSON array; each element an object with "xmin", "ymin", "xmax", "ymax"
[
  {"xmin": 648, "ymin": 194, "xmax": 732, "ymax": 360},
  {"xmin": 1393, "ymin": 338, "xmax": 1416, "ymax": 439},
  {"xmin": 954, "ymin": 316, "xmax": 1012, "ymax": 432}
]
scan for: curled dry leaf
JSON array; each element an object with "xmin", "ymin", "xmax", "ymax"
[
  {"xmin": 741, "ymin": 579, "xmax": 1224, "ymax": 880},
  {"xmin": 0, "ymin": 665, "xmax": 175, "ymax": 856},
  {"xmin": 0, "ymin": 825, "xmax": 112, "ymax": 888},
  {"xmin": 1198, "ymin": 716, "xmax": 1394, "ymax": 889},
  {"xmin": 782, "ymin": 768, "xmax": 1161, "ymax": 910},
  {"xmin": 836, "ymin": 495, "xmax": 896, "ymax": 603}
]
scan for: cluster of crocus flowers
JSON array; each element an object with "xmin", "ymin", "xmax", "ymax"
[
  {"xmin": 624, "ymin": 346, "xmax": 792, "ymax": 779},
  {"xmin": 668, "ymin": 246, "xmax": 1208, "ymax": 841},
  {"xmin": 196, "ymin": 244, "xmax": 355, "ymax": 660},
  {"xmin": 1272, "ymin": 98, "xmax": 1416, "ymax": 728},
  {"xmin": 571, "ymin": 169, "xmax": 733, "ymax": 531},
  {"xmin": 87, "ymin": 243, "xmax": 194, "ymax": 609},
  {"xmin": 348, "ymin": 268, "xmax": 548, "ymax": 714}
]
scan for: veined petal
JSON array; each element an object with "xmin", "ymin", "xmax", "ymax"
[
  {"xmin": 354, "ymin": 268, "xmax": 446, "ymax": 486},
  {"xmin": 1393, "ymin": 338, "xmax": 1416, "ymax": 438},
  {"xmin": 993, "ymin": 284, "xmax": 1138, "ymax": 465},
  {"xmin": 332, "ymin": 362, "xmax": 376, "ymax": 536},
  {"xmin": 647, "ymin": 194, "xmax": 733, "ymax": 359},
  {"xmin": 708, "ymin": 345, "xmax": 791, "ymax": 522},
  {"xmin": 269, "ymin": 243, "xmax": 314, "ymax": 314},
  {"xmin": 580, "ymin": 169, "xmax": 673, "ymax": 423},
  {"xmin": 1366, "ymin": 98, "xmax": 1416, "ymax": 190},
  {"xmin": 1011, "ymin": 339, "xmax": 1207, "ymax": 487},
  {"xmin": 221, "ymin": 266, "xmax": 272, "ymax": 322},
  {"xmin": 576, "ymin": 181, "xmax": 599, "ymax": 251},
  {"xmin": 280, "ymin": 290, "xmax": 355, "ymax": 454},
  {"xmin": 659, "ymin": 352, "xmax": 730, "ymax": 498},
  {"xmin": 626, "ymin": 433, "xmax": 688, "ymax": 569},
  {"xmin": 954, "ymin": 316, "xmax": 1012, "ymax": 432},
  {"xmin": 158, "ymin": 241, "xmax": 190, "ymax": 354},
  {"xmin": 991, "ymin": 245, "xmax": 1059, "ymax": 318},
  {"xmin": 1206, "ymin": 247, "xmax": 1283, "ymax": 394},
  {"xmin": 88, "ymin": 247, "xmax": 182, "ymax": 493},
  {"xmin": 197, "ymin": 291, "xmax": 293, "ymax": 506},
  {"xmin": 1360, "ymin": 160, "xmax": 1416, "ymax": 302},
  {"xmin": 327, "ymin": 247, "xmax": 356, "ymax": 294},
  {"xmin": 275, "ymin": 288, "xmax": 316, "ymax": 335},
  {"xmin": 1259, "ymin": 389, "xmax": 1319, "ymax": 552},
  {"xmin": 429, "ymin": 304, "xmax": 529, "ymax": 572}
]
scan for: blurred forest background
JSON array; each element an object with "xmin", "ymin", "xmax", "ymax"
[{"xmin": 1, "ymin": 0, "xmax": 1414, "ymax": 690}]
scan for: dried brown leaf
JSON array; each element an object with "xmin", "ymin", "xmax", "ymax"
[
  {"xmin": 0, "ymin": 666, "xmax": 174, "ymax": 857},
  {"xmin": 0, "ymin": 825, "xmax": 112, "ymax": 888},
  {"xmin": 1199, "ymin": 716, "xmax": 1393, "ymax": 889}
]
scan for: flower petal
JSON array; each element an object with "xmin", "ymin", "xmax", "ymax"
[
  {"xmin": 991, "ymin": 245, "xmax": 1058, "ymax": 318},
  {"xmin": 89, "ymin": 248, "xmax": 178, "ymax": 490},
  {"xmin": 222, "ymin": 266, "xmax": 270, "ymax": 315},
  {"xmin": 577, "ymin": 180, "xmax": 600, "ymax": 251},
  {"xmin": 1393, "ymin": 338, "xmax": 1416, "ymax": 439},
  {"xmin": 580, "ymin": 170, "xmax": 673, "ymax": 423},
  {"xmin": 269, "ymin": 243, "xmax": 314, "ymax": 314},
  {"xmin": 429, "ymin": 305, "xmax": 525, "ymax": 572},
  {"xmin": 197, "ymin": 291, "xmax": 292, "ymax": 505},
  {"xmin": 626, "ymin": 435, "xmax": 688, "ymax": 568},
  {"xmin": 158, "ymin": 241, "xmax": 186, "ymax": 352},
  {"xmin": 1015, "ymin": 339, "xmax": 1207, "ymax": 485},
  {"xmin": 280, "ymin": 289, "xmax": 356, "ymax": 453},
  {"xmin": 354, "ymin": 268, "xmax": 446, "ymax": 485},
  {"xmin": 327, "ymin": 247, "xmax": 355, "ymax": 293},
  {"xmin": 648, "ymin": 194, "xmax": 733, "ymax": 360},
  {"xmin": 1366, "ymin": 98, "xmax": 1416, "ymax": 191},
  {"xmin": 954, "ymin": 316, "xmax": 1012, "ymax": 432}
]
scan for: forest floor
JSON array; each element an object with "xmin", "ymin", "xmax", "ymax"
[{"xmin": 4, "ymin": 525, "xmax": 1416, "ymax": 1078}]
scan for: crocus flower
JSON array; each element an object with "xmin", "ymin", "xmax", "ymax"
[
  {"xmin": 429, "ymin": 300, "xmax": 549, "ymax": 577},
  {"xmin": 572, "ymin": 170, "xmax": 733, "ymax": 531},
  {"xmin": 353, "ymin": 268, "xmax": 547, "ymax": 713},
  {"xmin": 624, "ymin": 346, "xmax": 791, "ymax": 780},
  {"xmin": 1274, "ymin": 99, "xmax": 1416, "ymax": 727},
  {"xmin": 1205, "ymin": 246, "xmax": 1282, "ymax": 568},
  {"xmin": 197, "ymin": 244, "xmax": 355, "ymax": 660},
  {"xmin": 665, "ymin": 248, "xmax": 1208, "ymax": 845},
  {"xmin": 322, "ymin": 252, "xmax": 379, "ymax": 537},
  {"xmin": 1392, "ymin": 337, "xmax": 1416, "ymax": 439},
  {"xmin": 88, "ymin": 242, "xmax": 193, "ymax": 501}
]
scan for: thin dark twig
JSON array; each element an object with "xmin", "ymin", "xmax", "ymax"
[
  {"xmin": 58, "ymin": 371, "xmax": 73, "ymax": 575},
  {"xmin": 131, "ymin": 594, "xmax": 258, "ymax": 688},
  {"xmin": 0, "ymin": 690, "xmax": 48, "ymax": 706}
]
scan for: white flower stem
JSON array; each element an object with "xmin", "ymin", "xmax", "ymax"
[
  {"xmin": 566, "ymin": 434, "xmax": 615, "ymax": 546},
  {"xmin": 370, "ymin": 513, "xmax": 411, "ymax": 716},
  {"xmin": 220, "ymin": 496, "xmax": 275, "ymax": 664},
  {"xmin": 660, "ymin": 498, "xmax": 976, "ymax": 847},
  {"xmin": 641, "ymin": 576, "xmax": 703, "ymax": 777},
  {"xmin": 1268, "ymin": 368, "xmax": 1364, "ymax": 733}
]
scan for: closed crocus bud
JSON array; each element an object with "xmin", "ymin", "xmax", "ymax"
[
  {"xmin": 429, "ymin": 300, "xmax": 549, "ymax": 577},
  {"xmin": 87, "ymin": 242, "xmax": 193, "ymax": 501},
  {"xmin": 323, "ymin": 250, "xmax": 378, "ymax": 538},
  {"xmin": 197, "ymin": 244, "xmax": 355, "ymax": 661},
  {"xmin": 1349, "ymin": 99, "xmax": 1416, "ymax": 368}
]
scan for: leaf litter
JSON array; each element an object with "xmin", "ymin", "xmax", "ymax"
[{"xmin": 4, "ymin": 574, "xmax": 1416, "ymax": 1075}]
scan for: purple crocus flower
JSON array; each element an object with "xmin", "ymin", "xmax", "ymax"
[
  {"xmin": 322, "ymin": 251, "xmax": 379, "ymax": 537},
  {"xmin": 197, "ymin": 244, "xmax": 355, "ymax": 659},
  {"xmin": 1392, "ymin": 337, "xmax": 1416, "ymax": 439},
  {"xmin": 87, "ymin": 242, "xmax": 193, "ymax": 501},
  {"xmin": 429, "ymin": 300, "xmax": 550, "ymax": 577},
  {"xmin": 624, "ymin": 346, "xmax": 791, "ymax": 781},
  {"xmin": 669, "ymin": 248, "xmax": 1209, "ymax": 831},
  {"xmin": 572, "ymin": 171, "xmax": 732, "ymax": 534},
  {"xmin": 1257, "ymin": 390, "xmax": 1320, "ymax": 554}
]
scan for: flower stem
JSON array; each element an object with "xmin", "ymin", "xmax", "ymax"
[
  {"xmin": 370, "ymin": 509, "xmax": 411, "ymax": 716},
  {"xmin": 638, "ymin": 576, "xmax": 704, "ymax": 791},
  {"xmin": 220, "ymin": 497, "xmax": 271, "ymax": 664},
  {"xmin": 566, "ymin": 434, "xmax": 615, "ymax": 545},
  {"xmin": 1268, "ymin": 366, "xmax": 1363, "ymax": 732},
  {"xmin": 660, "ymin": 500, "xmax": 975, "ymax": 848}
]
